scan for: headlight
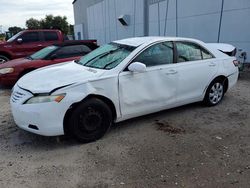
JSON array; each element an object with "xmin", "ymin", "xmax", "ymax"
[
  {"xmin": 0, "ymin": 68, "xmax": 14, "ymax": 74},
  {"xmin": 25, "ymin": 94, "xmax": 66, "ymax": 104}
]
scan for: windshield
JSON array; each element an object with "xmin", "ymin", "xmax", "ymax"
[
  {"xmin": 78, "ymin": 43, "xmax": 135, "ymax": 70},
  {"xmin": 7, "ymin": 31, "xmax": 24, "ymax": 42},
  {"xmin": 29, "ymin": 45, "xmax": 59, "ymax": 60}
]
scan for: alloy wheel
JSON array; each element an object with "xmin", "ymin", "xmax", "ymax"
[{"xmin": 209, "ymin": 82, "xmax": 224, "ymax": 105}]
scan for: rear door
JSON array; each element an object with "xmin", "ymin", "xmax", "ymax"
[
  {"xmin": 118, "ymin": 41, "xmax": 178, "ymax": 118},
  {"xmin": 174, "ymin": 41, "xmax": 218, "ymax": 103}
]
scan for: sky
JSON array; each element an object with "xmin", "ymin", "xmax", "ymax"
[{"xmin": 0, "ymin": 0, "xmax": 74, "ymax": 32}]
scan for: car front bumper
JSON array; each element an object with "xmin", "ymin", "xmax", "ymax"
[{"xmin": 10, "ymin": 85, "xmax": 72, "ymax": 136}]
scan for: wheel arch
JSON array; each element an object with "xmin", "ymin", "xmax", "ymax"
[
  {"xmin": 0, "ymin": 51, "xmax": 11, "ymax": 60},
  {"xmin": 203, "ymin": 75, "xmax": 228, "ymax": 99},
  {"xmin": 212, "ymin": 75, "xmax": 229, "ymax": 93},
  {"xmin": 63, "ymin": 94, "xmax": 117, "ymax": 135}
]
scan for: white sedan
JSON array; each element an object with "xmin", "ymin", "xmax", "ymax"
[{"xmin": 10, "ymin": 37, "xmax": 239, "ymax": 142}]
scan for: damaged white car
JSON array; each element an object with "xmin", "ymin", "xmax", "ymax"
[{"xmin": 10, "ymin": 37, "xmax": 239, "ymax": 142}]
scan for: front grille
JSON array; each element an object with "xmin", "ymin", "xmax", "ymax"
[
  {"xmin": 11, "ymin": 91, "xmax": 26, "ymax": 103},
  {"xmin": 11, "ymin": 86, "xmax": 33, "ymax": 104}
]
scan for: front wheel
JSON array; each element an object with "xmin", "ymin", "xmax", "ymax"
[
  {"xmin": 69, "ymin": 98, "xmax": 113, "ymax": 143},
  {"xmin": 204, "ymin": 79, "xmax": 225, "ymax": 106},
  {"xmin": 0, "ymin": 55, "xmax": 9, "ymax": 64}
]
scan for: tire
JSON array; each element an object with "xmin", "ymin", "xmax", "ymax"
[
  {"xmin": 204, "ymin": 79, "xmax": 225, "ymax": 106},
  {"xmin": 69, "ymin": 98, "xmax": 113, "ymax": 143},
  {"xmin": 0, "ymin": 55, "xmax": 9, "ymax": 64}
]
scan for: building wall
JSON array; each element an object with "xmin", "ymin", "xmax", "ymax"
[
  {"xmin": 84, "ymin": 0, "xmax": 145, "ymax": 44},
  {"xmin": 73, "ymin": 0, "xmax": 250, "ymax": 60}
]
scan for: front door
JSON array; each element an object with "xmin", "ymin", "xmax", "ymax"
[
  {"xmin": 118, "ymin": 41, "xmax": 178, "ymax": 119},
  {"xmin": 12, "ymin": 31, "xmax": 42, "ymax": 58}
]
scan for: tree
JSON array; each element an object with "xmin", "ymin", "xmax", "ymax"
[
  {"xmin": 40, "ymin": 15, "xmax": 69, "ymax": 34},
  {"xmin": 25, "ymin": 15, "xmax": 70, "ymax": 34},
  {"xmin": 8, "ymin": 26, "xmax": 23, "ymax": 35},
  {"xmin": 26, "ymin": 18, "xmax": 41, "ymax": 29},
  {"xmin": 69, "ymin": 24, "xmax": 74, "ymax": 35}
]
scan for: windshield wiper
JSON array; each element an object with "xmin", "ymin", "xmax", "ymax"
[{"xmin": 103, "ymin": 59, "xmax": 121, "ymax": 69}]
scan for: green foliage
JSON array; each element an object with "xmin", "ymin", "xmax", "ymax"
[
  {"xmin": 26, "ymin": 18, "xmax": 41, "ymax": 29},
  {"xmin": 0, "ymin": 33, "xmax": 5, "ymax": 41},
  {"xmin": 8, "ymin": 26, "xmax": 24, "ymax": 35},
  {"xmin": 26, "ymin": 15, "xmax": 70, "ymax": 34},
  {"xmin": 69, "ymin": 24, "xmax": 74, "ymax": 35}
]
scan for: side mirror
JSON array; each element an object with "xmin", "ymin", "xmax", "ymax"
[
  {"xmin": 50, "ymin": 54, "xmax": 57, "ymax": 60},
  {"xmin": 17, "ymin": 38, "xmax": 23, "ymax": 44},
  {"xmin": 128, "ymin": 62, "xmax": 146, "ymax": 73}
]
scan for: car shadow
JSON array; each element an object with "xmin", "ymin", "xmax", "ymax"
[{"xmin": 112, "ymin": 102, "xmax": 202, "ymax": 131}]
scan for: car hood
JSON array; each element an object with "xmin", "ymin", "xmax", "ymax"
[
  {"xmin": 17, "ymin": 61, "xmax": 106, "ymax": 93},
  {"xmin": 0, "ymin": 58, "xmax": 30, "ymax": 69}
]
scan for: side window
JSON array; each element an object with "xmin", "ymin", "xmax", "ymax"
[
  {"xmin": 44, "ymin": 32, "xmax": 59, "ymax": 41},
  {"xmin": 54, "ymin": 45, "xmax": 92, "ymax": 59},
  {"xmin": 176, "ymin": 42, "xmax": 202, "ymax": 62},
  {"xmin": 21, "ymin": 32, "xmax": 40, "ymax": 43},
  {"xmin": 202, "ymin": 48, "xmax": 214, "ymax": 59},
  {"xmin": 133, "ymin": 42, "xmax": 174, "ymax": 67}
]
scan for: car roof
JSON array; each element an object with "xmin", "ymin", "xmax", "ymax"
[
  {"xmin": 53, "ymin": 41, "xmax": 96, "ymax": 47},
  {"xmin": 114, "ymin": 36, "xmax": 207, "ymax": 47}
]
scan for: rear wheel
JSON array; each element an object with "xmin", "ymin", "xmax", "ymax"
[
  {"xmin": 69, "ymin": 98, "xmax": 112, "ymax": 143},
  {"xmin": 204, "ymin": 79, "xmax": 225, "ymax": 106},
  {"xmin": 0, "ymin": 55, "xmax": 9, "ymax": 64}
]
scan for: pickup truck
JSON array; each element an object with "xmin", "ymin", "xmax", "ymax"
[{"xmin": 0, "ymin": 29, "xmax": 97, "ymax": 64}]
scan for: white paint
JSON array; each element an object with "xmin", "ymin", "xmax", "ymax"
[
  {"xmin": 11, "ymin": 37, "xmax": 239, "ymax": 137},
  {"xmin": 207, "ymin": 43, "xmax": 236, "ymax": 53}
]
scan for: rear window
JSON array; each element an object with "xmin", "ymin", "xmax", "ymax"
[
  {"xmin": 44, "ymin": 32, "xmax": 59, "ymax": 41},
  {"xmin": 53, "ymin": 45, "xmax": 92, "ymax": 59}
]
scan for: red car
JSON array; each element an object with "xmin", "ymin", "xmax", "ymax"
[
  {"xmin": 0, "ymin": 41, "xmax": 98, "ymax": 85},
  {"xmin": 0, "ymin": 30, "xmax": 65, "ymax": 63}
]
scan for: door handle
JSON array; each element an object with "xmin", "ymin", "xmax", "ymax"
[
  {"xmin": 209, "ymin": 62, "xmax": 216, "ymax": 67},
  {"xmin": 37, "ymin": 44, "xmax": 43, "ymax": 47},
  {"xmin": 165, "ymin": 70, "xmax": 178, "ymax": 75}
]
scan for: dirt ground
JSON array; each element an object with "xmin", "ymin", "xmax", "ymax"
[{"xmin": 0, "ymin": 70, "xmax": 250, "ymax": 188}]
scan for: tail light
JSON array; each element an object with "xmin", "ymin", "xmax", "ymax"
[{"xmin": 233, "ymin": 60, "xmax": 240, "ymax": 67}]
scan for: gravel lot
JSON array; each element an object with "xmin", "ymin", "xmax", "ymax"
[{"xmin": 0, "ymin": 70, "xmax": 250, "ymax": 188}]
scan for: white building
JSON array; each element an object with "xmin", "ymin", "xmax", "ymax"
[{"xmin": 73, "ymin": 0, "xmax": 250, "ymax": 61}]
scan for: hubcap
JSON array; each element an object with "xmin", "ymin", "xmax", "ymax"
[
  {"xmin": 209, "ymin": 82, "xmax": 224, "ymax": 104},
  {"xmin": 0, "ymin": 58, "xmax": 6, "ymax": 64},
  {"xmin": 79, "ymin": 107, "xmax": 103, "ymax": 133}
]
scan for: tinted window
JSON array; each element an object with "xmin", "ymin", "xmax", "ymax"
[
  {"xmin": 53, "ymin": 45, "xmax": 92, "ymax": 59},
  {"xmin": 21, "ymin": 32, "xmax": 40, "ymax": 43},
  {"xmin": 30, "ymin": 45, "xmax": 59, "ymax": 60},
  {"xmin": 134, "ymin": 42, "xmax": 174, "ymax": 67},
  {"xmin": 44, "ymin": 32, "xmax": 59, "ymax": 41}
]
